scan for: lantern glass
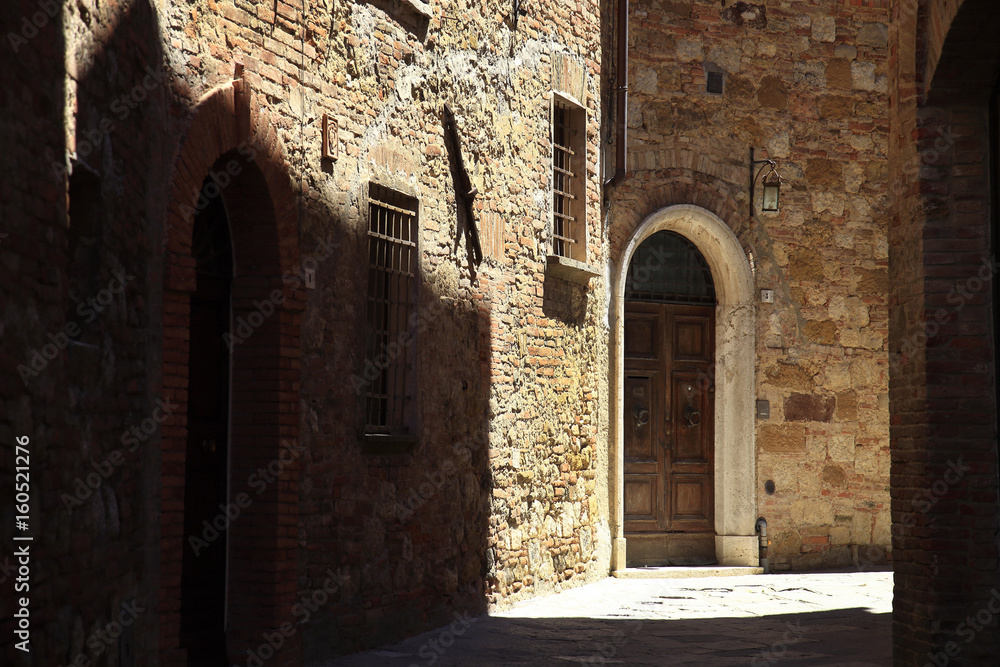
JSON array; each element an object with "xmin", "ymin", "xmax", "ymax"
[{"xmin": 761, "ymin": 180, "xmax": 780, "ymax": 212}]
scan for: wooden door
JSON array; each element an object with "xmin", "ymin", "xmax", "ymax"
[{"xmin": 624, "ymin": 302, "xmax": 715, "ymax": 565}]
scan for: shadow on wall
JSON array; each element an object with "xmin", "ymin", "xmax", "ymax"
[
  {"xmin": 0, "ymin": 0, "xmax": 167, "ymax": 665},
  {"xmin": 298, "ymin": 197, "xmax": 494, "ymax": 658},
  {"xmin": 61, "ymin": 0, "xmax": 167, "ymax": 664},
  {"xmin": 0, "ymin": 0, "xmax": 67, "ymax": 659}
]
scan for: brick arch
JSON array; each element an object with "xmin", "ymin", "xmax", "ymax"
[
  {"xmin": 159, "ymin": 83, "xmax": 303, "ymax": 667},
  {"xmin": 919, "ymin": 0, "xmax": 965, "ymax": 93}
]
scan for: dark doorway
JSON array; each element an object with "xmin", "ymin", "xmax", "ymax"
[
  {"xmin": 180, "ymin": 178, "xmax": 233, "ymax": 665},
  {"xmin": 623, "ymin": 231, "xmax": 717, "ymax": 566}
]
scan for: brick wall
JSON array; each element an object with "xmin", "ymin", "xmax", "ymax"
[
  {"xmin": 889, "ymin": 0, "xmax": 1000, "ymax": 664},
  {"xmin": 2, "ymin": 0, "xmax": 170, "ymax": 664}
]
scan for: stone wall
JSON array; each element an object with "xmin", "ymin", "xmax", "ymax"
[{"xmin": 607, "ymin": 0, "xmax": 892, "ymax": 569}]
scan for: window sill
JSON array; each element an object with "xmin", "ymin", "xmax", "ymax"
[
  {"xmin": 363, "ymin": 433, "xmax": 418, "ymax": 455},
  {"xmin": 545, "ymin": 254, "xmax": 600, "ymax": 283}
]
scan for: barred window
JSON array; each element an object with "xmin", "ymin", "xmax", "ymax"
[
  {"xmin": 552, "ymin": 98, "xmax": 587, "ymax": 263},
  {"xmin": 364, "ymin": 184, "xmax": 418, "ymax": 434}
]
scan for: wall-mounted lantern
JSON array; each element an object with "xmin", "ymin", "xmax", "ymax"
[{"xmin": 750, "ymin": 148, "xmax": 782, "ymax": 216}]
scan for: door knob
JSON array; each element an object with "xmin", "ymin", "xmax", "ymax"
[
  {"xmin": 684, "ymin": 405, "xmax": 701, "ymax": 427},
  {"xmin": 634, "ymin": 407, "xmax": 650, "ymax": 427}
]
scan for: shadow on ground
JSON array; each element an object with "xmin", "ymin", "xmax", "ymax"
[{"xmin": 318, "ymin": 608, "xmax": 890, "ymax": 666}]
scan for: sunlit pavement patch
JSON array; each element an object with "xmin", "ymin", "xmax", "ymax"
[{"xmin": 318, "ymin": 570, "xmax": 892, "ymax": 666}]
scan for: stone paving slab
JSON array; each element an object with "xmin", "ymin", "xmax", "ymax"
[{"xmin": 318, "ymin": 570, "xmax": 892, "ymax": 666}]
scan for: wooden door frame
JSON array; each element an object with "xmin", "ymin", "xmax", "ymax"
[{"xmin": 611, "ymin": 204, "xmax": 757, "ymax": 571}]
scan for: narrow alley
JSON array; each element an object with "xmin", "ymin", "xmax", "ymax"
[{"xmin": 322, "ymin": 570, "xmax": 892, "ymax": 666}]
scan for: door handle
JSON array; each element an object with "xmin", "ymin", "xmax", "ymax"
[
  {"xmin": 684, "ymin": 405, "xmax": 701, "ymax": 427},
  {"xmin": 634, "ymin": 407, "xmax": 650, "ymax": 427}
]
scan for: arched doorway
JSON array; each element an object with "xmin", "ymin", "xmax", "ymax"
[
  {"xmin": 612, "ymin": 204, "xmax": 757, "ymax": 570},
  {"xmin": 622, "ymin": 231, "xmax": 717, "ymax": 565},
  {"xmin": 160, "ymin": 85, "xmax": 303, "ymax": 666},
  {"xmin": 180, "ymin": 177, "xmax": 233, "ymax": 664}
]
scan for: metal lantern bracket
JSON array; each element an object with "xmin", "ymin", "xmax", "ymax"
[{"xmin": 750, "ymin": 147, "xmax": 782, "ymax": 217}]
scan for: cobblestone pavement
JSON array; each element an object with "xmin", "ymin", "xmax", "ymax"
[{"xmin": 320, "ymin": 569, "xmax": 892, "ymax": 666}]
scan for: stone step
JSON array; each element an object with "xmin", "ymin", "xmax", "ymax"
[{"xmin": 613, "ymin": 566, "xmax": 764, "ymax": 579}]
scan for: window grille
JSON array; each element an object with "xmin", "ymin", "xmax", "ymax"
[
  {"xmin": 552, "ymin": 100, "xmax": 586, "ymax": 262},
  {"xmin": 625, "ymin": 231, "xmax": 717, "ymax": 305},
  {"xmin": 365, "ymin": 184, "xmax": 418, "ymax": 433}
]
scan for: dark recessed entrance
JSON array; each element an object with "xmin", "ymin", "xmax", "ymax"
[{"xmin": 180, "ymin": 178, "xmax": 233, "ymax": 665}]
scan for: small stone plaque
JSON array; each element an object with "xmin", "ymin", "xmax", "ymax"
[{"xmin": 322, "ymin": 114, "xmax": 338, "ymax": 161}]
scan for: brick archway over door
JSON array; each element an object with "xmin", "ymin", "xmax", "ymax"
[{"xmin": 159, "ymin": 83, "xmax": 303, "ymax": 667}]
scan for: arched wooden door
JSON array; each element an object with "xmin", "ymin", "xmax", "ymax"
[{"xmin": 623, "ymin": 231, "xmax": 717, "ymax": 566}]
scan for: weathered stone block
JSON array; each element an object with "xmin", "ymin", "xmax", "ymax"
[
  {"xmin": 771, "ymin": 529, "xmax": 802, "ymax": 556},
  {"xmin": 826, "ymin": 59, "xmax": 853, "ymax": 89},
  {"xmin": 822, "ymin": 464, "xmax": 847, "ymax": 487},
  {"xmin": 760, "ymin": 424, "xmax": 807, "ymax": 452},
  {"xmin": 856, "ymin": 267, "xmax": 888, "ymax": 293},
  {"xmin": 851, "ymin": 61, "xmax": 877, "ymax": 91},
  {"xmin": 857, "ymin": 23, "xmax": 888, "ymax": 49},
  {"xmin": 765, "ymin": 362, "xmax": 815, "ymax": 391},
  {"xmin": 792, "ymin": 499, "xmax": 835, "ymax": 526},
  {"xmin": 758, "ymin": 75, "xmax": 787, "ymax": 110},
  {"xmin": 789, "ymin": 248, "xmax": 825, "ymax": 281},
  {"xmin": 806, "ymin": 158, "xmax": 844, "ymax": 189},
  {"xmin": 818, "ymin": 95, "xmax": 855, "ymax": 119},
  {"xmin": 784, "ymin": 393, "xmax": 835, "ymax": 422},
  {"xmin": 812, "ymin": 16, "xmax": 836, "ymax": 43},
  {"xmin": 804, "ymin": 319, "xmax": 837, "ymax": 345},
  {"xmin": 828, "ymin": 434, "xmax": 856, "ymax": 463},
  {"xmin": 836, "ymin": 391, "xmax": 858, "ymax": 421},
  {"xmin": 834, "ymin": 44, "xmax": 858, "ymax": 60}
]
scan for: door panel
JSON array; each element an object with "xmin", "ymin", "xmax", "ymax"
[
  {"xmin": 624, "ymin": 372, "xmax": 661, "ymax": 531},
  {"xmin": 671, "ymin": 372, "xmax": 711, "ymax": 464},
  {"xmin": 624, "ymin": 301, "xmax": 715, "ymax": 563},
  {"xmin": 624, "ymin": 312, "xmax": 659, "ymax": 360},
  {"xmin": 673, "ymin": 315, "xmax": 712, "ymax": 362}
]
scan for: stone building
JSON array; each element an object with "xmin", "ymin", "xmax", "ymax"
[{"xmin": 0, "ymin": 0, "xmax": 996, "ymax": 666}]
